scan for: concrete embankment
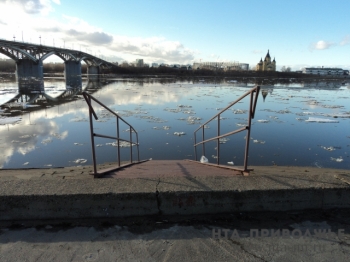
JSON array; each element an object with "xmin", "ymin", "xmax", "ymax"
[{"xmin": 0, "ymin": 160, "xmax": 349, "ymax": 221}]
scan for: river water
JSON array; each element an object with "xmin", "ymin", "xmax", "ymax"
[{"xmin": 0, "ymin": 76, "xmax": 349, "ymax": 169}]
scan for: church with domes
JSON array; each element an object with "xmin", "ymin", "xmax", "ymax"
[{"xmin": 256, "ymin": 50, "xmax": 276, "ymax": 71}]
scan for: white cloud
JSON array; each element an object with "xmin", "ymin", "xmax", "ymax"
[
  {"xmin": 0, "ymin": 1, "xmax": 196, "ymax": 64},
  {"xmin": 340, "ymin": 35, "xmax": 350, "ymax": 46},
  {"xmin": 3, "ymin": 0, "xmax": 59, "ymax": 15},
  {"xmin": 109, "ymin": 36, "xmax": 195, "ymax": 63},
  {"xmin": 252, "ymin": 50, "xmax": 263, "ymax": 54},
  {"xmin": 310, "ymin": 40, "xmax": 335, "ymax": 50}
]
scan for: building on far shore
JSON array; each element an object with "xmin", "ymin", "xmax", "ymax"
[
  {"xmin": 135, "ymin": 59, "xmax": 144, "ymax": 67},
  {"xmin": 302, "ymin": 67, "xmax": 347, "ymax": 76},
  {"xmin": 256, "ymin": 50, "xmax": 276, "ymax": 71},
  {"xmin": 193, "ymin": 61, "xmax": 249, "ymax": 71}
]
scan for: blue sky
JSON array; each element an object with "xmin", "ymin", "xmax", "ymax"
[{"xmin": 0, "ymin": 0, "xmax": 349, "ymax": 70}]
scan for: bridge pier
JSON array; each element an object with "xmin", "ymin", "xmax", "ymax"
[
  {"xmin": 87, "ymin": 66, "xmax": 100, "ymax": 77},
  {"xmin": 16, "ymin": 59, "xmax": 44, "ymax": 79},
  {"xmin": 16, "ymin": 59, "xmax": 44, "ymax": 91},
  {"xmin": 64, "ymin": 61, "xmax": 82, "ymax": 88}
]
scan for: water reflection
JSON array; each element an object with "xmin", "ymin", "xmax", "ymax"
[{"xmin": 0, "ymin": 76, "xmax": 349, "ymax": 170}]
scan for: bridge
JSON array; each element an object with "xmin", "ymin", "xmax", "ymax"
[{"xmin": 0, "ymin": 39, "xmax": 116, "ymax": 86}]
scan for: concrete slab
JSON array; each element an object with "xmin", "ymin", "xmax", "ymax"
[{"xmin": 0, "ymin": 160, "xmax": 349, "ymax": 221}]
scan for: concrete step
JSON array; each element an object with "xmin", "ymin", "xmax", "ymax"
[{"xmin": 0, "ymin": 160, "xmax": 350, "ymax": 221}]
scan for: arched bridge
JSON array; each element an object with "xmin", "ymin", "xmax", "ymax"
[{"xmin": 0, "ymin": 39, "xmax": 117, "ymax": 81}]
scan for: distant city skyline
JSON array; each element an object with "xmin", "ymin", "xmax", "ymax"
[{"xmin": 0, "ymin": 0, "xmax": 349, "ymax": 71}]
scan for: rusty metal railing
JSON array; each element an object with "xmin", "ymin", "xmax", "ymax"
[
  {"xmin": 193, "ymin": 85, "xmax": 260, "ymax": 173},
  {"xmin": 82, "ymin": 91, "xmax": 140, "ymax": 176}
]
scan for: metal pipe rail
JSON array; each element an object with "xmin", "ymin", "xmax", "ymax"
[
  {"xmin": 82, "ymin": 91, "xmax": 140, "ymax": 176},
  {"xmin": 193, "ymin": 85, "xmax": 260, "ymax": 173}
]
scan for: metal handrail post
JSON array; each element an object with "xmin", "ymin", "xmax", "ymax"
[
  {"xmin": 251, "ymin": 86, "xmax": 260, "ymax": 118},
  {"xmin": 117, "ymin": 117, "xmax": 120, "ymax": 167},
  {"xmin": 130, "ymin": 128, "xmax": 133, "ymax": 163},
  {"xmin": 136, "ymin": 132, "xmax": 140, "ymax": 161},
  {"xmin": 88, "ymin": 96, "xmax": 97, "ymax": 175},
  {"xmin": 243, "ymin": 91, "xmax": 254, "ymax": 171},
  {"xmin": 217, "ymin": 114, "xmax": 220, "ymax": 165},
  {"xmin": 194, "ymin": 133, "xmax": 197, "ymax": 161},
  {"xmin": 202, "ymin": 126, "xmax": 205, "ymax": 157}
]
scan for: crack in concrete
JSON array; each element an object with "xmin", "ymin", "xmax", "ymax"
[
  {"xmin": 335, "ymin": 175, "xmax": 350, "ymax": 187},
  {"xmin": 155, "ymin": 177, "xmax": 162, "ymax": 215},
  {"xmin": 229, "ymin": 239, "xmax": 268, "ymax": 262}
]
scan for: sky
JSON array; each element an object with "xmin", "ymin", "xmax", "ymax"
[{"xmin": 0, "ymin": 0, "xmax": 349, "ymax": 71}]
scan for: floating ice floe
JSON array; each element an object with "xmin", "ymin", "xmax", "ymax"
[
  {"xmin": 74, "ymin": 143, "xmax": 84, "ymax": 146},
  {"xmin": 74, "ymin": 159, "xmax": 87, "ymax": 164},
  {"xmin": 174, "ymin": 132, "xmax": 186, "ymax": 136},
  {"xmin": 187, "ymin": 116, "xmax": 201, "ymax": 125},
  {"xmin": 330, "ymin": 157, "xmax": 343, "ymax": 162},
  {"xmin": 178, "ymin": 104, "xmax": 192, "ymax": 108},
  {"xmin": 232, "ymin": 109, "xmax": 247, "ymax": 114},
  {"xmin": 302, "ymin": 111, "xmax": 318, "ymax": 115},
  {"xmin": 276, "ymin": 109, "xmax": 291, "ymax": 114},
  {"xmin": 140, "ymin": 115, "xmax": 167, "ymax": 123},
  {"xmin": 305, "ymin": 117, "xmax": 339, "ymax": 123},
  {"xmin": 163, "ymin": 126, "xmax": 171, "ymax": 130},
  {"xmin": 183, "ymin": 110, "xmax": 196, "ymax": 114},
  {"xmin": 253, "ymin": 140, "xmax": 266, "ymax": 144},
  {"xmin": 164, "ymin": 108, "xmax": 181, "ymax": 113},
  {"xmin": 106, "ymin": 141, "xmax": 136, "ymax": 147},
  {"xmin": 23, "ymin": 162, "xmax": 29, "ymax": 165},
  {"xmin": 219, "ymin": 138, "xmax": 230, "ymax": 144},
  {"xmin": 214, "ymin": 116, "xmax": 228, "ymax": 121},
  {"xmin": 325, "ymin": 113, "xmax": 350, "ymax": 118},
  {"xmin": 0, "ymin": 116, "xmax": 22, "ymax": 125},
  {"xmin": 320, "ymin": 146, "xmax": 341, "ymax": 151},
  {"xmin": 322, "ymin": 105, "xmax": 344, "ymax": 109},
  {"xmin": 227, "ymin": 161, "xmax": 234, "ymax": 165},
  {"xmin": 257, "ymin": 119, "xmax": 269, "ymax": 123}
]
